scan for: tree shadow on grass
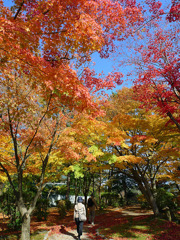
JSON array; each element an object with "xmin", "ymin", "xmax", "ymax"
[
  {"xmin": 99, "ymin": 220, "xmax": 146, "ymax": 239},
  {"xmin": 99, "ymin": 214, "xmax": 180, "ymax": 240},
  {"xmin": 109, "ymin": 220, "xmax": 150, "ymax": 239}
]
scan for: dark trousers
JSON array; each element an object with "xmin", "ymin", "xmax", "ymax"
[{"xmin": 75, "ymin": 218, "xmax": 83, "ymax": 236}]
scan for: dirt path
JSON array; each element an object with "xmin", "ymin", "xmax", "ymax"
[
  {"xmin": 44, "ymin": 225, "xmax": 92, "ymax": 240},
  {"xmin": 46, "ymin": 206, "xmax": 153, "ymax": 240},
  {"xmin": 121, "ymin": 206, "xmax": 153, "ymax": 216}
]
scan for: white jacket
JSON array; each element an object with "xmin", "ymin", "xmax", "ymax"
[{"xmin": 74, "ymin": 202, "xmax": 86, "ymax": 219}]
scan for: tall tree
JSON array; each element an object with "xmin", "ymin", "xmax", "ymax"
[
  {"xmin": 133, "ymin": 28, "xmax": 180, "ymax": 130},
  {"xmin": 104, "ymin": 88, "xmax": 179, "ymax": 216},
  {"xmin": 115, "ymin": 1, "xmax": 179, "ymax": 130}
]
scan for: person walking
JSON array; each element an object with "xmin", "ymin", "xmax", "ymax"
[
  {"xmin": 87, "ymin": 193, "xmax": 98, "ymax": 225},
  {"xmin": 74, "ymin": 196, "xmax": 86, "ymax": 240}
]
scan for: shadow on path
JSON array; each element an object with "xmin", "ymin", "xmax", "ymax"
[
  {"xmin": 60, "ymin": 226, "xmax": 78, "ymax": 239},
  {"xmin": 47, "ymin": 225, "xmax": 90, "ymax": 240}
]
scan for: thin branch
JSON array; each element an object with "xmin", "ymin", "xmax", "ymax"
[
  {"xmin": 21, "ymin": 94, "xmax": 53, "ymax": 168},
  {"xmin": 0, "ymin": 156, "xmax": 16, "ymax": 167},
  {"xmin": 133, "ymin": 12, "xmax": 170, "ymax": 34},
  {"xmin": 153, "ymin": 158, "xmax": 168, "ymax": 180},
  {"xmin": 0, "ymin": 162, "xmax": 18, "ymax": 197},
  {"xmin": 167, "ymin": 111, "xmax": 180, "ymax": 131},
  {"xmin": 14, "ymin": 1, "xmax": 24, "ymax": 20},
  {"xmin": 7, "ymin": 106, "xmax": 20, "ymax": 168},
  {"xmin": 43, "ymin": 9, "xmax": 50, "ymax": 15},
  {"xmin": 46, "ymin": 56, "xmax": 73, "ymax": 62},
  {"xmin": 35, "ymin": 30, "xmax": 67, "ymax": 35}
]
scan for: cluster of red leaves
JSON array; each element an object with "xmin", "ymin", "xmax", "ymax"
[
  {"xmin": 81, "ymin": 68, "xmax": 123, "ymax": 94},
  {"xmin": 167, "ymin": 0, "xmax": 180, "ymax": 22},
  {"xmin": 145, "ymin": 0, "xmax": 163, "ymax": 15}
]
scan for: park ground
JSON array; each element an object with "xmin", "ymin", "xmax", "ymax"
[{"xmin": 0, "ymin": 206, "xmax": 180, "ymax": 240}]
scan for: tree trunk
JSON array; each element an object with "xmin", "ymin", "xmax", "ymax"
[
  {"xmin": 21, "ymin": 213, "xmax": 31, "ymax": 240},
  {"xmin": 131, "ymin": 169, "xmax": 160, "ymax": 216},
  {"xmin": 143, "ymin": 177, "xmax": 159, "ymax": 216},
  {"xmin": 122, "ymin": 175, "xmax": 128, "ymax": 205},
  {"xmin": 66, "ymin": 172, "xmax": 71, "ymax": 200},
  {"xmin": 92, "ymin": 174, "xmax": 95, "ymax": 193},
  {"xmin": 147, "ymin": 190, "xmax": 159, "ymax": 216},
  {"xmin": 98, "ymin": 171, "xmax": 102, "ymax": 205},
  {"xmin": 83, "ymin": 174, "xmax": 91, "ymax": 206},
  {"xmin": 74, "ymin": 177, "xmax": 81, "ymax": 205},
  {"xmin": 137, "ymin": 179, "xmax": 159, "ymax": 216}
]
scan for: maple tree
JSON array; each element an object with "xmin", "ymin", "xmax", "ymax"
[
  {"xmin": 0, "ymin": 72, "xmax": 74, "ymax": 237},
  {"xmin": 0, "ymin": 1, "xmax": 144, "ymax": 239},
  {"xmin": 133, "ymin": 27, "xmax": 180, "ymax": 131},
  {"xmin": 112, "ymin": 1, "xmax": 180, "ymax": 130},
  {"xmin": 118, "ymin": 1, "xmax": 180, "ymax": 130},
  {"xmin": 103, "ymin": 88, "xmax": 179, "ymax": 216}
]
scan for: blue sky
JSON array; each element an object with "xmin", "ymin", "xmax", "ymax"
[{"xmin": 4, "ymin": 0, "xmax": 13, "ymax": 6}]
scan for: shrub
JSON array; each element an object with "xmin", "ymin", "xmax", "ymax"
[
  {"xmin": 65, "ymin": 199, "xmax": 72, "ymax": 210},
  {"xmin": 111, "ymin": 201, "xmax": 120, "ymax": 208},
  {"xmin": 156, "ymin": 188, "xmax": 177, "ymax": 211},
  {"xmin": 34, "ymin": 198, "xmax": 49, "ymax": 221},
  {"xmin": 57, "ymin": 200, "xmax": 67, "ymax": 218},
  {"xmin": 7, "ymin": 211, "xmax": 22, "ymax": 230},
  {"xmin": 156, "ymin": 188, "xmax": 178, "ymax": 221},
  {"xmin": 99, "ymin": 202, "xmax": 108, "ymax": 210},
  {"xmin": 118, "ymin": 197, "xmax": 125, "ymax": 207},
  {"xmin": 101, "ymin": 192, "xmax": 119, "ymax": 206},
  {"xmin": 137, "ymin": 194, "xmax": 150, "ymax": 209},
  {"xmin": 0, "ymin": 182, "xmax": 22, "ymax": 230}
]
